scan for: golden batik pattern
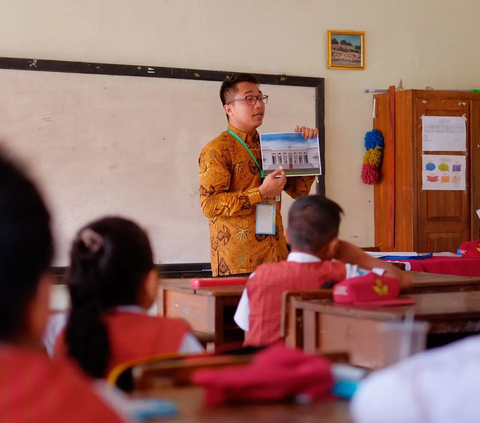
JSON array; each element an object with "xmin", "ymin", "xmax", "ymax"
[{"xmin": 199, "ymin": 124, "xmax": 315, "ymax": 276}]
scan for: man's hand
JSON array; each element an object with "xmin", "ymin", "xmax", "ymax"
[
  {"xmin": 295, "ymin": 125, "xmax": 319, "ymax": 139},
  {"xmin": 259, "ymin": 167, "xmax": 286, "ymax": 199}
]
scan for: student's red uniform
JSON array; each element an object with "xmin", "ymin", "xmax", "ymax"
[
  {"xmin": 54, "ymin": 311, "xmax": 190, "ymax": 376},
  {"xmin": 0, "ymin": 345, "xmax": 124, "ymax": 423},
  {"xmin": 245, "ymin": 260, "xmax": 346, "ymax": 347}
]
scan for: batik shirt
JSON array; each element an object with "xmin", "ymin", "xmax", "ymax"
[{"xmin": 199, "ymin": 124, "xmax": 314, "ymax": 276}]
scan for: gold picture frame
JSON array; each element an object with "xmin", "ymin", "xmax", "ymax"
[{"xmin": 327, "ymin": 30, "xmax": 365, "ymax": 70}]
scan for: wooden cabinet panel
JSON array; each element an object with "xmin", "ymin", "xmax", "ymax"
[
  {"xmin": 471, "ymin": 102, "xmax": 480, "ymax": 240},
  {"xmin": 415, "ymin": 97, "xmax": 470, "ymax": 251},
  {"xmin": 425, "ymin": 231, "xmax": 463, "ymax": 253},
  {"xmin": 374, "ymin": 90, "xmax": 479, "ymax": 252}
]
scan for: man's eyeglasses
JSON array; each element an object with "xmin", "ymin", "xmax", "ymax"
[{"xmin": 228, "ymin": 95, "xmax": 269, "ymax": 106}]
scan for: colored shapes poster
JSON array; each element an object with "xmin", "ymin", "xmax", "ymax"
[{"xmin": 422, "ymin": 155, "xmax": 466, "ymax": 191}]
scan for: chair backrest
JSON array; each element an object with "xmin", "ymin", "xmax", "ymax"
[
  {"xmin": 107, "ymin": 353, "xmax": 256, "ymax": 391},
  {"xmin": 117, "ymin": 350, "xmax": 351, "ymax": 392},
  {"xmin": 281, "ymin": 289, "xmax": 332, "ymax": 348},
  {"xmin": 107, "ymin": 352, "xmax": 183, "ymax": 389},
  {"xmin": 135, "ymin": 354, "xmax": 255, "ymax": 389}
]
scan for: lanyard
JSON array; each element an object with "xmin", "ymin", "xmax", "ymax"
[{"xmin": 227, "ymin": 128, "xmax": 265, "ymax": 179}]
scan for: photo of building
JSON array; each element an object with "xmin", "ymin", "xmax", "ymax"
[{"xmin": 260, "ymin": 132, "xmax": 322, "ymax": 177}]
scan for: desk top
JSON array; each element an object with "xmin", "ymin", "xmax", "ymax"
[
  {"xmin": 401, "ymin": 256, "xmax": 480, "ymax": 277},
  {"xmin": 134, "ymin": 385, "xmax": 352, "ymax": 423},
  {"xmin": 160, "ymin": 279, "xmax": 245, "ymax": 297},
  {"xmin": 160, "ymin": 272, "xmax": 480, "ymax": 296},
  {"xmin": 410, "ymin": 271, "xmax": 480, "ymax": 292},
  {"xmin": 296, "ymin": 291, "xmax": 480, "ymax": 322}
]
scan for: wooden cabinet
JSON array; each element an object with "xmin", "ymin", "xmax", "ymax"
[{"xmin": 373, "ymin": 90, "xmax": 480, "ymax": 252}]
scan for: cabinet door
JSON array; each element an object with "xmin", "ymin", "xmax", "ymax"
[
  {"xmin": 415, "ymin": 98, "xmax": 470, "ymax": 252},
  {"xmin": 471, "ymin": 101, "xmax": 480, "ymax": 241}
]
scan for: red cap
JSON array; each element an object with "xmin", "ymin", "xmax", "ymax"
[
  {"xmin": 333, "ymin": 273, "xmax": 415, "ymax": 306},
  {"xmin": 458, "ymin": 240, "xmax": 480, "ymax": 258}
]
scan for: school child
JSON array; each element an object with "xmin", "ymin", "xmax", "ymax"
[
  {"xmin": 234, "ymin": 195, "xmax": 411, "ymax": 347},
  {"xmin": 49, "ymin": 217, "xmax": 204, "ymax": 378},
  {"xmin": 0, "ymin": 151, "xmax": 126, "ymax": 422},
  {"xmin": 351, "ymin": 335, "xmax": 480, "ymax": 423}
]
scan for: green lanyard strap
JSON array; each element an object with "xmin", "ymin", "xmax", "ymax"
[{"xmin": 227, "ymin": 128, "xmax": 265, "ymax": 179}]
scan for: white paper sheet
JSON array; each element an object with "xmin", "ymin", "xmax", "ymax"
[
  {"xmin": 422, "ymin": 116, "xmax": 466, "ymax": 152},
  {"xmin": 365, "ymin": 252, "xmax": 419, "ymax": 258},
  {"xmin": 255, "ymin": 204, "xmax": 276, "ymax": 235}
]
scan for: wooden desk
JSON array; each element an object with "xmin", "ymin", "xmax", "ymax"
[
  {"xmin": 134, "ymin": 385, "xmax": 352, "ymax": 423},
  {"xmin": 401, "ymin": 256, "xmax": 480, "ymax": 277},
  {"xmin": 294, "ymin": 291, "xmax": 480, "ymax": 369},
  {"xmin": 410, "ymin": 271, "xmax": 480, "ymax": 293},
  {"xmin": 157, "ymin": 280, "xmax": 245, "ymax": 350},
  {"xmin": 157, "ymin": 273, "xmax": 480, "ymax": 351}
]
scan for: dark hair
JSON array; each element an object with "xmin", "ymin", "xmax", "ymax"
[
  {"xmin": 0, "ymin": 150, "xmax": 53, "ymax": 341},
  {"xmin": 64, "ymin": 217, "xmax": 154, "ymax": 378},
  {"xmin": 220, "ymin": 73, "xmax": 260, "ymax": 106},
  {"xmin": 287, "ymin": 195, "xmax": 343, "ymax": 253}
]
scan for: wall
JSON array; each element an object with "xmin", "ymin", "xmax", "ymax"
[{"xmin": 1, "ymin": 0, "xmax": 479, "ymax": 251}]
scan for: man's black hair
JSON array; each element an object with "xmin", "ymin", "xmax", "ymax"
[{"xmin": 220, "ymin": 73, "xmax": 260, "ymax": 106}]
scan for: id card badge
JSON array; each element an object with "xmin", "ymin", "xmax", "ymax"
[{"xmin": 256, "ymin": 203, "xmax": 276, "ymax": 235}]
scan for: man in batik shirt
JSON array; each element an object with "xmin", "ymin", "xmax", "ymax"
[{"xmin": 199, "ymin": 73, "xmax": 317, "ymax": 276}]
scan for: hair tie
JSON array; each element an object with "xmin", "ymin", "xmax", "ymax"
[{"xmin": 79, "ymin": 228, "xmax": 103, "ymax": 254}]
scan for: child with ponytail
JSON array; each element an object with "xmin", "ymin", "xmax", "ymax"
[{"xmin": 50, "ymin": 217, "xmax": 203, "ymax": 379}]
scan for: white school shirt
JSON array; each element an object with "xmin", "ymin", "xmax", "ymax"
[
  {"xmin": 233, "ymin": 252, "xmax": 385, "ymax": 332},
  {"xmin": 43, "ymin": 305, "xmax": 204, "ymax": 357},
  {"xmin": 351, "ymin": 335, "xmax": 480, "ymax": 423}
]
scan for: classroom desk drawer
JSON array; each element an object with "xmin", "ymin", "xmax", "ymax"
[
  {"xmin": 295, "ymin": 291, "xmax": 480, "ymax": 369},
  {"xmin": 163, "ymin": 290, "xmax": 214, "ymax": 333},
  {"xmin": 157, "ymin": 280, "xmax": 245, "ymax": 351}
]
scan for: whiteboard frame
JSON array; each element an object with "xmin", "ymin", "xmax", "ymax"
[{"xmin": 0, "ymin": 56, "xmax": 325, "ymax": 274}]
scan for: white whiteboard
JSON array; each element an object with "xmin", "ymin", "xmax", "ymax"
[{"xmin": 0, "ymin": 68, "xmax": 316, "ymax": 265}]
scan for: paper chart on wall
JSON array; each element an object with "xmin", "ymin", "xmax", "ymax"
[
  {"xmin": 422, "ymin": 155, "xmax": 466, "ymax": 191},
  {"xmin": 422, "ymin": 116, "xmax": 466, "ymax": 152}
]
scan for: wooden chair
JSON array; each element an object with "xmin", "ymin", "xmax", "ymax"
[
  {"xmin": 107, "ymin": 352, "xmax": 184, "ymax": 391},
  {"xmin": 108, "ymin": 348, "xmax": 351, "ymax": 392},
  {"xmin": 107, "ymin": 352, "xmax": 256, "ymax": 391},
  {"xmin": 109, "ymin": 350, "xmax": 352, "ymax": 392},
  {"xmin": 281, "ymin": 289, "xmax": 333, "ymax": 349}
]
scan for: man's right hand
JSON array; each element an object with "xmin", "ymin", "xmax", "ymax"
[{"xmin": 259, "ymin": 167, "xmax": 287, "ymax": 199}]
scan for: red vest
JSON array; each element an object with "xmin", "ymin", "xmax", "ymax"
[
  {"xmin": 55, "ymin": 311, "xmax": 190, "ymax": 376},
  {"xmin": 0, "ymin": 345, "xmax": 124, "ymax": 423},
  {"xmin": 245, "ymin": 260, "xmax": 346, "ymax": 347}
]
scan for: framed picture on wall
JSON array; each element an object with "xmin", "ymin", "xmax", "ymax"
[{"xmin": 327, "ymin": 30, "xmax": 365, "ymax": 70}]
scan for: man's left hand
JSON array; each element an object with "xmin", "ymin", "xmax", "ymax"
[{"xmin": 294, "ymin": 125, "xmax": 319, "ymax": 139}]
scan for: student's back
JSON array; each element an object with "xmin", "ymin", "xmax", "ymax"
[
  {"xmin": 53, "ymin": 309, "xmax": 193, "ymax": 376},
  {"xmin": 0, "ymin": 346, "xmax": 123, "ymax": 423},
  {"xmin": 0, "ymin": 150, "xmax": 125, "ymax": 422},
  {"xmin": 234, "ymin": 195, "xmax": 409, "ymax": 348},
  {"xmin": 52, "ymin": 217, "xmax": 202, "ymax": 379},
  {"xmin": 351, "ymin": 335, "xmax": 480, "ymax": 423},
  {"xmin": 245, "ymin": 259, "xmax": 346, "ymax": 346}
]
